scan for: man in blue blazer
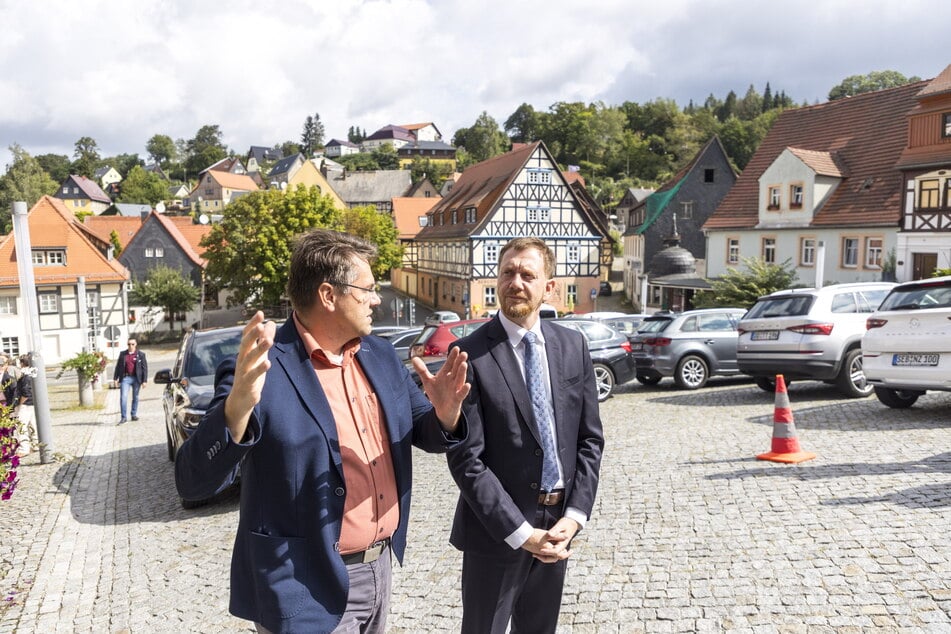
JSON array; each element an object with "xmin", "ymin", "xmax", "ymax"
[
  {"xmin": 448, "ymin": 237, "xmax": 604, "ymax": 633},
  {"xmin": 175, "ymin": 229, "xmax": 470, "ymax": 634}
]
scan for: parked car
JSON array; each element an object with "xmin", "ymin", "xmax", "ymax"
[
  {"xmin": 862, "ymin": 275, "xmax": 951, "ymax": 408},
  {"xmin": 567, "ymin": 312, "xmax": 652, "ymax": 342},
  {"xmin": 599, "ymin": 281, "xmax": 613, "ymax": 296},
  {"xmin": 153, "ymin": 325, "xmax": 244, "ymax": 508},
  {"xmin": 370, "ymin": 325, "xmax": 408, "ymax": 337},
  {"xmin": 629, "ymin": 308, "xmax": 748, "ymax": 389},
  {"xmin": 410, "ymin": 319, "xmax": 489, "ymax": 358},
  {"xmin": 383, "ymin": 327, "xmax": 424, "ymax": 361},
  {"xmin": 424, "ymin": 310, "xmax": 461, "ymax": 326},
  {"xmin": 736, "ymin": 282, "xmax": 895, "ymax": 397},
  {"xmin": 550, "ymin": 318, "xmax": 636, "ymax": 401}
]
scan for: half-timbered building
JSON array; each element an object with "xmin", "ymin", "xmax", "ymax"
[{"xmin": 414, "ymin": 141, "xmax": 613, "ymax": 317}]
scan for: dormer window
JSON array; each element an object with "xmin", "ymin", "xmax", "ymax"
[
  {"xmin": 768, "ymin": 186, "xmax": 781, "ymax": 210},
  {"xmin": 31, "ymin": 249, "xmax": 66, "ymax": 266},
  {"xmin": 943, "ymin": 113, "xmax": 951, "ymax": 138},
  {"xmin": 465, "ymin": 207, "xmax": 476, "ymax": 223},
  {"xmin": 790, "ymin": 184, "xmax": 804, "ymax": 208}
]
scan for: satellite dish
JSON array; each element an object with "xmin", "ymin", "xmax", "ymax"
[
  {"xmin": 198, "ymin": 214, "xmax": 210, "ymax": 225},
  {"xmin": 155, "ymin": 201, "xmax": 166, "ymax": 214}
]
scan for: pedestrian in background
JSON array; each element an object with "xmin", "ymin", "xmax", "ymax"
[
  {"xmin": 447, "ymin": 237, "xmax": 604, "ymax": 634},
  {"xmin": 175, "ymin": 229, "xmax": 470, "ymax": 633},
  {"xmin": 0, "ymin": 354, "xmax": 18, "ymax": 408},
  {"xmin": 112, "ymin": 338, "xmax": 147, "ymax": 424},
  {"xmin": 15, "ymin": 354, "xmax": 37, "ymax": 456}
]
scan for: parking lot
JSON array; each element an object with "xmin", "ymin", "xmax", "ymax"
[{"xmin": 2, "ymin": 344, "xmax": 951, "ymax": 632}]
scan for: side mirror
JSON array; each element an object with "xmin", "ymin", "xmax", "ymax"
[{"xmin": 153, "ymin": 369, "xmax": 174, "ymax": 384}]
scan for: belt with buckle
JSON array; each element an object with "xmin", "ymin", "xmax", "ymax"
[
  {"xmin": 538, "ymin": 490, "xmax": 565, "ymax": 506},
  {"xmin": 341, "ymin": 538, "xmax": 390, "ymax": 565}
]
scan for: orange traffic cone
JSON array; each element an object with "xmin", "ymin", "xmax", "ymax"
[{"xmin": 757, "ymin": 374, "xmax": 816, "ymax": 464}]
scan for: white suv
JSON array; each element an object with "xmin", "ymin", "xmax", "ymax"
[
  {"xmin": 736, "ymin": 282, "xmax": 895, "ymax": 398},
  {"xmin": 862, "ymin": 275, "xmax": 951, "ymax": 408}
]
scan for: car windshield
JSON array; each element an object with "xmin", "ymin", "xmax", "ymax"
[
  {"xmin": 638, "ymin": 318, "xmax": 672, "ymax": 333},
  {"xmin": 744, "ymin": 295, "xmax": 814, "ymax": 319},
  {"xmin": 184, "ymin": 330, "xmax": 242, "ymax": 385},
  {"xmin": 879, "ymin": 281, "xmax": 951, "ymax": 311}
]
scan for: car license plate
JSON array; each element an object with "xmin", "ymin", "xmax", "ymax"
[
  {"xmin": 751, "ymin": 330, "xmax": 780, "ymax": 341},
  {"xmin": 630, "ymin": 342, "xmax": 642, "ymax": 351},
  {"xmin": 892, "ymin": 353, "xmax": 939, "ymax": 366}
]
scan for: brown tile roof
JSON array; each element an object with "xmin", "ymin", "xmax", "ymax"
[
  {"xmin": 171, "ymin": 219, "xmax": 213, "ymax": 257},
  {"xmin": 67, "ymin": 174, "xmax": 112, "ymax": 203},
  {"xmin": 82, "ymin": 215, "xmax": 143, "ymax": 246},
  {"xmin": 786, "ymin": 148, "xmax": 848, "ymax": 177},
  {"xmin": 917, "ymin": 63, "xmax": 951, "ymax": 98},
  {"xmin": 704, "ymin": 81, "xmax": 928, "ymax": 230},
  {"xmin": 418, "ymin": 142, "xmax": 540, "ymax": 239},
  {"xmin": 399, "ymin": 122, "xmax": 434, "ymax": 131},
  {"xmin": 207, "ymin": 171, "xmax": 259, "ymax": 192},
  {"xmin": 150, "ymin": 213, "xmax": 206, "ymax": 267},
  {"xmin": 392, "ymin": 197, "xmax": 440, "ymax": 239},
  {"xmin": 0, "ymin": 196, "xmax": 128, "ymax": 287}
]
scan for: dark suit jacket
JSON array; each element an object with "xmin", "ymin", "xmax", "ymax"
[
  {"xmin": 174, "ymin": 319, "xmax": 464, "ymax": 634},
  {"xmin": 112, "ymin": 349, "xmax": 148, "ymax": 384},
  {"xmin": 447, "ymin": 317, "xmax": 604, "ymax": 555}
]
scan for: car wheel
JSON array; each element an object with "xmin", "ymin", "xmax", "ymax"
[
  {"xmin": 165, "ymin": 423, "xmax": 175, "ymax": 462},
  {"xmin": 755, "ymin": 376, "xmax": 777, "ymax": 392},
  {"xmin": 592, "ymin": 363, "xmax": 615, "ymax": 402},
  {"xmin": 181, "ymin": 496, "xmax": 209, "ymax": 510},
  {"xmin": 674, "ymin": 355, "xmax": 709, "ymax": 390},
  {"xmin": 636, "ymin": 374, "xmax": 662, "ymax": 385},
  {"xmin": 836, "ymin": 348, "xmax": 874, "ymax": 398},
  {"xmin": 874, "ymin": 386, "xmax": 922, "ymax": 409}
]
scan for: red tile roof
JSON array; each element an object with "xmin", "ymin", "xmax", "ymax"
[
  {"xmin": 392, "ymin": 197, "xmax": 440, "ymax": 239},
  {"xmin": 82, "ymin": 215, "xmax": 143, "ymax": 246},
  {"xmin": 786, "ymin": 148, "xmax": 848, "ymax": 177},
  {"xmin": 917, "ymin": 63, "xmax": 951, "ymax": 98},
  {"xmin": 0, "ymin": 196, "xmax": 128, "ymax": 287},
  {"xmin": 704, "ymin": 80, "xmax": 928, "ymax": 230}
]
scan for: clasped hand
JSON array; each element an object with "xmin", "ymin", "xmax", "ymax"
[{"xmin": 522, "ymin": 517, "xmax": 580, "ymax": 563}]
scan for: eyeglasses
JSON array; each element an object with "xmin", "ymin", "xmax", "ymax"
[
  {"xmin": 128, "ymin": 343, "xmax": 136, "ymax": 347},
  {"xmin": 331, "ymin": 281, "xmax": 382, "ymax": 303}
]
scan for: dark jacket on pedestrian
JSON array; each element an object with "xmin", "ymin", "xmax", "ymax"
[
  {"xmin": 112, "ymin": 349, "xmax": 148, "ymax": 384},
  {"xmin": 16, "ymin": 371, "xmax": 33, "ymax": 406}
]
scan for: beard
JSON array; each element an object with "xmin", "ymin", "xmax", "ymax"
[{"xmin": 501, "ymin": 295, "xmax": 540, "ymax": 321}]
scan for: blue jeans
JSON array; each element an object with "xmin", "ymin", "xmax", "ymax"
[{"xmin": 119, "ymin": 376, "xmax": 141, "ymax": 420}]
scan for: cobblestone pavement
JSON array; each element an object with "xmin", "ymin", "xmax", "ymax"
[{"xmin": 3, "ymin": 344, "xmax": 951, "ymax": 633}]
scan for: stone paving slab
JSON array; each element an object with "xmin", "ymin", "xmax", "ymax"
[{"xmin": 2, "ymin": 347, "xmax": 951, "ymax": 632}]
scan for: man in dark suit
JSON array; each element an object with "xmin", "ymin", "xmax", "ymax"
[
  {"xmin": 448, "ymin": 237, "xmax": 604, "ymax": 633},
  {"xmin": 175, "ymin": 229, "xmax": 470, "ymax": 634},
  {"xmin": 112, "ymin": 338, "xmax": 147, "ymax": 424}
]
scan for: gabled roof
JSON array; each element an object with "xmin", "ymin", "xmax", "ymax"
[
  {"xmin": 397, "ymin": 140, "xmax": 456, "ymax": 153},
  {"xmin": 326, "ymin": 138, "xmax": 359, "ymax": 148},
  {"xmin": 786, "ymin": 148, "xmax": 848, "ymax": 177},
  {"xmin": 704, "ymin": 81, "xmax": 928, "ymax": 230},
  {"xmin": 141, "ymin": 212, "xmax": 206, "ymax": 267},
  {"xmin": 0, "ymin": 196, "xmax": 128, "ymax": 287},
  {"xmin": 203, "ymin": 171, "xmax": 260, "ymax": 192},
  {"xmin": 113, "ymin": 203, "xmax": 152, "ymax": 217},
  {"xmin": 268, "ymin": 153, "xmax": 303, "ymax": 179},
  {"xmin": 83, "ymin": 215, "xmax": 143, "ymax": 245},
  {"xmin": 917, "ymin": 63, "xmax": 951, "ymax": 98},
  {"xmin": 326, "ymin": 170, "xmax": 412, "ymax": 203},
  {"xmin": 247, "ymin": 145, "xmax": 283, "ymax": 163},
  {"xmin": 392, "ymin": 197, "xmax": 440, "ymax": 239},
  {"xmin": 895, "ymin": 64, "xmax": 951, "ymax": 170},
  {"xmin": 93, "ymin": 165, "xmax": 115, "ymax": 179},
  {"xmin": 168, "ymin": 216, "xmax": 213, "ymax": 256},
  {"xmin": 63, "ymin": 174, "xmax": 111, "ymax": 203},
  {"xmin": 200, "ymin": 156, "xmax": 245, "ymax": 176},
  {"xmin": 365, "ymin": 125, "xmax": 415, "ymax": 143}
]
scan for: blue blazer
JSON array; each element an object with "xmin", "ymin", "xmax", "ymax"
[
  {"xmin": 175, "ymin": 319, "xmax": 464, "ymax": 633},
  {"xmin": 447, "ymin": 317, "xmax": 604, "ymax": 554}
]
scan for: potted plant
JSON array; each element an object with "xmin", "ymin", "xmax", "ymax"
[
  {"xmin": 0, "ymin": 411, "xmax": 21, "ymax": 500},
  {"xmin": 58, "ymin": 351, "xmax": 104, "ymax": 407},
  {"xmin": 881, "ymin": 248, "xmax": 897, "ymax": 282}
]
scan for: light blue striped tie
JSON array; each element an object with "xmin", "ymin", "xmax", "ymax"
[{"xmin": 523, "ymin": 332, "xmax": 559, "ymax": 491}]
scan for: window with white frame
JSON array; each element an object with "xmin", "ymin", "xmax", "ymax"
[
  {"xmin": 485, "ymin": 243, "xmax": 499, "ymax": 263},
  {"xmin": 843, "ymin": 237, "xmax": 859, "ymax": 267},
  {"xmin": 800, "ymin": 238, "xmax": 816, "ymax": 266},
  {"xmin": 32, "ymin": 251, "xmax": 44, "ymax": 264},
  {"xmin": 944, "ymin": 112, "xmax": 951, "ymax": 138},
  {"xmin": 567, "ymin": 284, "xmax": 578, "ymax": 305},
  {"xmin": 145, "ymin": 247, "xmax": 155, "ymax": 257},
  {"xmin": 918, "ymin": 179, "xmax": 940, "ymax": 209},
  {"xmin": 465, "ymin": 207, "xmax": 476, "ymax": 223},
  {"xmin": 727, "ymin": 238, "xmax": 740, "ymax": 265},
  {"xmin": 567, "ymin": 245, "xmax": 580, "ymax": 263},
  {"xmin": 39, "ymin": 293, "xmax": 58, "ymax": 313},
  {"xmin": 527, "ymin": 206, "xmax": 550, "ymax": 222},
  {"xmin": 527, "ymin": 169, "xmax": 552, "ymax": 185},
  {"xmin": 762, "ymin": 238, "xmax": 776, "ymax": 264},
  {"xmin": 768, "ymin": 186, "xmax": 781, "ymax": 209},
  {"xmin": 0, "ymin": 296, "xmax": 16, "ymax": 315},
  {"xmin": 790, "ymin": 184, "xmax": 804, "ymax": 208},
  {"xmin": 47, "ymin": 251, "xmax": 65, "ymax": 265},
  {"xmin": 484, "ymin": 286, "xmax": 497, "ymax": 306},
  {"xmin": 680, "ymin": 201, "xmax": 694, "ymax": 219},
  {"xmin": 1, "ymin": 337, "xmax": 19, "ymax": 357},
  {"xmin": 865, "ymin": 238, "xmax": 883, "ymax": 268}
]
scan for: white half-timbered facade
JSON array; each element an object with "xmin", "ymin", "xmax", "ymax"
[{"xmin": 414, "ymin": 141, "xmax": 612, "ymax": 317}]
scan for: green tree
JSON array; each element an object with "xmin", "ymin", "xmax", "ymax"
[
  {"xmin": 409, "ymin": 156, "xmax": 454, "ymax": 191},
  {"xmin": 102, "ymin": 153, "xmax": 141, "ymax": 177},
  {"xmin": 109, "ymin": 229, "xmax": 123, "ymax": 256},
  {"xmin": 71, "ymin": 136, "xmax": 101, "ymax": 177},
  {"xmin": 129, "ymin": 264, "xmax": 200, "ymax": 332},
  {"xmin": 504, "ymin": 103, "xmax": 541, "ymax": 143},
  {"xmin": 201, "ymin": 186, "xmax": 342, "ymax": 309},
  {"xmin": 371, "ymin": 143, "xmax": 400, "ymax": 170},
  {"xmin": 300, "ymin": 113, "xmax": 325, "ymax": 157},
  {"xmin": 146, "ymin": 134, "xmax": 177, "ymax": 169},
  {"xmin": 0, "ymin": 144, "xmax": 58, "ymax": 232},
  {"xmin": 453, "ymin": 111, "xmax": 507, "ymax": 163},
  {"xmin": 117, "ymin": 165, "xmax": 167, "ymax": 205},
  {"xmin": 184, "ymin": 125, "xmax": 228, "ymax": 176},
  {"xmin": 340, "ymin": 205, "xmax": 403, "ymax": 279},
  {"xmin": 279, "ymin": 141, "xmax": 301, "ymax": 157},
  {"xmin": 762, "ymin": 82, "xmax": 773, "ymax": 114},
  {"xmin": 34, "ymin": 153, "xmax": 71, "ymax": 183},
  {"xmin": 347, "ymin": 126, "xmax": 366, "ymax": 143},
  {"xmin": 694, "ymin": 257, "xmax": 797, "ymax": 309},
  {"xmin": 736, "ymin": 85, "xmax": 763, "ymax": 121},
  {"xmin": 828, "ymin": 70, "xmax": 921, "ymax": 101},
  {"xmin": 336, "ymin": 152, "xmax": 381, "ymax": 172}
]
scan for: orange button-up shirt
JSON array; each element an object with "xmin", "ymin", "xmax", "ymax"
[{"xmin": 294, "ymin": 315, "xmax": 399, "ymax": 554}]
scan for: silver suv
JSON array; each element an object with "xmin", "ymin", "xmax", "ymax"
[
  {"xmin": 862, "ymin": 275, "xmax": 951, "ymax": 408},
  {"xmin": 630, "ymin": 308, "xmax": 747, "ymax": 389},
  {"xmin": 737, "ymin": 282, "xmax": 895, "ymax": 398}
]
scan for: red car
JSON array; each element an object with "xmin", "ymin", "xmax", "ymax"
[{"xmin": 409, "ymin": 318, "xmax": 489, "ymax": 358}]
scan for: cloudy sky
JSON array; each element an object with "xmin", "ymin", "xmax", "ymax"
[{"xmin": 0, "ymin": 0, "xmax": 946, "ymax": 170}]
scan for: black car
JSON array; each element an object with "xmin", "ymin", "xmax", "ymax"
[
  {"xmin": 599, "ymin": 281, "xmax": 613, "ymax": 296},
  {"xmin": 550, "ymin": 319, "xmax": 636, "ymax": 401},
  {"xmin": 153, "ymin": 325, "xmax": 244, "ymax": 506}
]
